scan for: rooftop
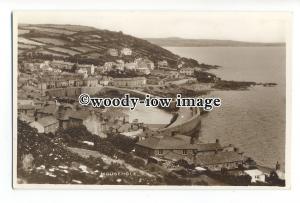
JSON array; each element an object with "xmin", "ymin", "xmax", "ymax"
[
  {"xmin": 38, "ymin": 104, "xmax": 57, "ymax": 115},
  {"xmin": 36, "ymin": 116, "xmax": 58, "ymax": 127},
  {"xmin": 136, "ymin": 134, "xmax": 192, "ymax": 150},
  {"xmin": 69, "ymin": 110, "xmax": 90, "ymax": 120},
  {"xmin": 163, "ymin": 151, "xmax": 193, "ymax": 164},
  {"xmin": 197, "ymin": 143, "xmax": 222, "ymax": 152},
  {"xmin": 244, "ymin": 169, "xmax": 265, "ymax": 176},
  {"xmin": 113, "ymin": 77, "xmax": 146, "ymax": 81},
  {"xmin": 136, "ymin": 134, "xmax": 223, "ymax": 151},
  {"xmin": 196, "ymin": 151, "xmax": 244, "ymax": 166}
]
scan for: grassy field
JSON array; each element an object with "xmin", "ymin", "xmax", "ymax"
[
  {"xmin": 23, "ymin": 26, "xmax": 76, "ymax": 35},
  {"xmin": 18, "ymin": 29, "xmax": 30, "ymax": 35},
  {"xmin": 31, "ymin": 37, "xmax": 69, "ymax": 46},
  {"xmin": 35, "ymin": 49, "xmax": 69, "ymax": 57},
  {"xmin": 18, "ymin": 43, "xmax": 36, "ymax": 50},
  {"xmin": 18, "ymin": 37, "xmax": 44, "ymax": 46},
  {"xmin": 47, "ymin": 47, "xmax": 80, "ymax": 56},
  {"xmin": 71, "ymin": 46, "xmax": 95, "ymax": 53}
]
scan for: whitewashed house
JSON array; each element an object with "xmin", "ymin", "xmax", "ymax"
[
  {"xmin": 244, "ymin": 169, "xmax": 266, "ymax": 183},
  {"xmin": 120, "ymin": 48, "xmax": 132, "ymax": 56},
  {"xmin": 30, "ymin": 116, "xmax": 59, "ymax": 134},
  {"xmin": 107, "ymin": 48, "xmax": 118, "ymax": 56}
]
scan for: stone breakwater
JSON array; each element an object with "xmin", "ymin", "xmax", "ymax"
[{"xmin": 159, "ymin": 107, "xmax": 201, "ymax": 136}]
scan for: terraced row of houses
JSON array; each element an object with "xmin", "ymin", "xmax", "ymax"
[{"xmin": 18, "ymin": 100, "xmax": 141, "ymax": 138}]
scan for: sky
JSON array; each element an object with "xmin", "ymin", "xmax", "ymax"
[{"xmin": 15, "ymin": 11, "xmax": 290, "ymax": 42}]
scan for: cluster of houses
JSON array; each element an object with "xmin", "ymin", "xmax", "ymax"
[
  {"xmin": 135, "ymin": 135, "xmax": 244, "ymax": 171},
  {"xmin": 18, "ymin": 49, "xmax": 217, "ymax": 106},
  {"xmin": 112, "ymin": 77, "xmax": 147, "ymax": 88},
  {"xmin": 18, "ymin": 95, "xmax": 285, "ymax": 185},
  {"xmin": 107, "ymin": 47, "xmax": 132, "ymax": 57},
  {"xmin": 20, "ymin": 97, "xmax": 246, "ymax": 174},
  {"xmin": 19, "ymin": 56, "xmax": 202, "ymax": 95},
  {"xmin": 17, "ymin": 47, "xmax": 286, "ymax": 186},
  {"xmin": 134, "ymin": 133, "xmax": 285, "ymax": 184},
  {"xmin": 102, "ymin": 57, "xmax": 154, "ymax": 75},
  {"xmin": 36, "ymin": 74, "xmax": 147, "ymax": 93},
  {"xmin": 18, "ymin": 99, "xmax": 149, "ymax": 138}
]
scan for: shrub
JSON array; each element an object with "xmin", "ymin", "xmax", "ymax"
[
  {"xmin": 164, "ymin": 172, "xmax": 192, "ymax": 185},
  {"xmin": 106, "ymin": 134, "xmax": 138, "ymax": 153},
  {"xmin": 129, "ymin": 157, "xmax": 146, "ymax": 168}
]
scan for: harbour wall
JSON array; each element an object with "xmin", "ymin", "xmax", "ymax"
[{"xmin": 158, "ymin": 108, "xmax": 201, "ymax": 136}]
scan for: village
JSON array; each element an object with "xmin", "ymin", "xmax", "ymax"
[{"xmin": 17, "ymin": 45, "xmax": 285, "ymax": 186}]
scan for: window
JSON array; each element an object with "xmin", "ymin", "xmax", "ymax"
[
  {"xmin": 183, "ymin": 149, "xmax": 187, "ymax": 155},
  {"xmin": 158, "ymin": 149, "xmax": 163, "ymax": 155}
]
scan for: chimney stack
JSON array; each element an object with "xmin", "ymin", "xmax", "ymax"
[
  {"xmin": 276, "ymin": 161, "xmax": 281, "ymax": 170},
  {"xmin": 190, "ymin": 137, "xmax": 195, "ymax": 144}
]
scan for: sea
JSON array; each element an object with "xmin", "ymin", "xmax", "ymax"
[{"xmin": 165, "ymin": 46, "xmax": 286, "ymax": 170}]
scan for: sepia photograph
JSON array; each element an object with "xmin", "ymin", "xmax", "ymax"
[{"xmin": 13, "ymin": 11, "xmax": 290, "ymax": 188}]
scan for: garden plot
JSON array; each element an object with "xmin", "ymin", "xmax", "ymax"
[
  {"xmin": 18, "ymin": 29, "xmax": 30, "ymax": 35},
  {"xmin": 18, "ymin": 37, "xmax": 44, "ymax": 46},
  {"xmin": 71, "ymin": 46, "xmax": 95, "ymax": 53},
  {"xmin": 35, "ymin": 49, "xmax": 69, "ymax": 57},
  {"xmin": 24, "ymin": 26, "xmax": 76, "ymax": 35},
  {"xmin": 84, "ymin": 52, "xmax": 103, "ymax": 59},
  {"xmin": 18, "ymin": 43, "xmax": 36, "ymax": 50},
  {"xmin": 47, "ymin": 47, "xmax": 80, "ymax": 56},
  {"xmin": 31, "ymin": 37, "xmax": 69, "ymax": 46}
]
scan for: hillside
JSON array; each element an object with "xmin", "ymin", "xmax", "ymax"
[
  {"xmin": 18, "ymin": 24, "xmax": 184, "ymax": 67},
  {"xmin": 144, "ymin": 37, "xmax": 286, "ymax": 47},
  {"xmin": 17, "ymin": 120, "xmax": 158, "ymax": 184}
]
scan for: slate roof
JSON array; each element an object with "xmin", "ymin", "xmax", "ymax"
[
  {"xmin": 37, "ymin": 116, "xmax": 58, "ymax": 127},
  {"xmin": 197, "ymin": 143, "xmax": 222, "ymax": 152},
  {"xmin": 69, "ymin": 110, "xmax": 90, "ymax": 120},
  {"xmin": 195, "ymin": 151, "xmax": 244, "ymax": 166},
  {"xmin": 163, "ymin": 151, "xmax": 193, "ymax": 164},
  {"xmin": 136, "ymin": 135, "xmax": 222, "ymax": 151},
  {"xmin": 57, "ymin": 108, "xmax": 73, "ymax": 121},
  {"xmin": 38, "ymin": 104, "xmax": 57, "ymax": 115},
  {"xmin": 19, "ymin": 114, "xmax": 35, "ymax": 123},
  {"xmin": 256, "ymin": 165, "xmax": 273, "ymax": 175},
  {"xmin": 136, "ymin": 135, "xmax": 193, "ymax": 150}
]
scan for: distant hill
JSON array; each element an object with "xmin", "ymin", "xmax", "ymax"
[
  {"xmin": 17, "ymin": 24, "xmax": 182, "ymax": 67},
  {"xmin": 144, "ymin": 37, "xmax": 285, "ymax": 47}
]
